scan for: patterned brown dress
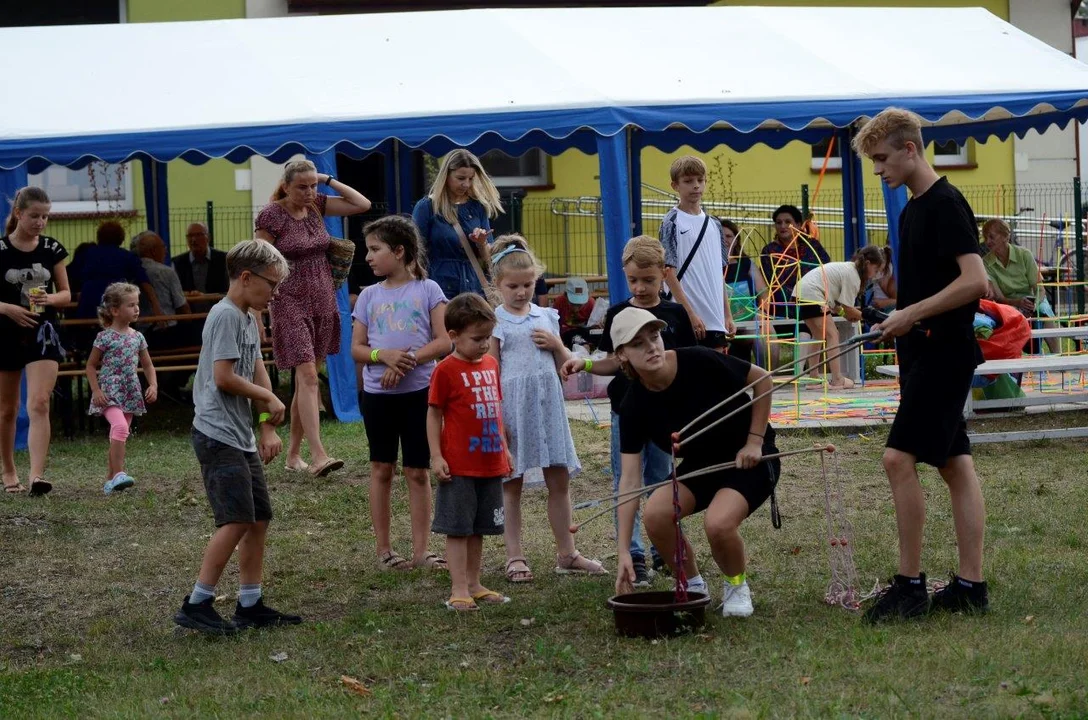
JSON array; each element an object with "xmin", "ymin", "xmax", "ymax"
[{"xmin": 255, "ymin": 194, "xmax": 339, "ymax": 369}]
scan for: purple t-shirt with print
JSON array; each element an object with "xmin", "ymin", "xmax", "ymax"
[{"xmin": 352, "ymin": 279, "xmax": 447, "ymax": 394}]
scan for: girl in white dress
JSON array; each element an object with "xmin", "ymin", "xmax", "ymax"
[{"xmin": 489, "ymin": 235, "xmax": 605, "ymax": 583}]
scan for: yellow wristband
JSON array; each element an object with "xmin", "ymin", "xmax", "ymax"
[
  {"xmin": 258, "ymin": 412, "xmax": 272, "ymax": 425},
  {"xmin": 584, "ymin": 358, "xmax": 593, "ymax": 372},
  {"xmin": 370, "ymin": 349, "xmax": 380, "ymax": 363}
]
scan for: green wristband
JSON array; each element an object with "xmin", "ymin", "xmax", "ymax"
[
  {"xmin": 258, "ymin": 412, "xmax": 272, "ymax": 425},
  {"xmin": 370, "ymin": 349, "xmax": 380, "ymax": 363},
  {"xmin": 583, "ymin": 358, "xmax": 593, "ymax": 372}
]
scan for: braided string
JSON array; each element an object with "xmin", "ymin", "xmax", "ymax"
[{"xmin": 671, "ymin": 446, "xmax": 689, "ymax": 603}]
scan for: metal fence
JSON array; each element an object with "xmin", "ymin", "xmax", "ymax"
[{"xmin": 49, "ymin": 183, "xmax": 1084, "ymax": 288}]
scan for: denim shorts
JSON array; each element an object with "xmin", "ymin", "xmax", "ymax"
[{"xmin": 191, "ymin": 427, "xmax": 272, "ymax": 527}]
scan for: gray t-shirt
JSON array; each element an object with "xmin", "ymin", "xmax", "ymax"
[{"xmin": 193, "ymin": 298, "xmax": 260, "ymax": 452}]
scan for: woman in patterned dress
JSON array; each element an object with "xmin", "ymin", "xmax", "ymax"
[{"xmin": 255, "ymin": 160, "xmax": 371, "ymax": 477}]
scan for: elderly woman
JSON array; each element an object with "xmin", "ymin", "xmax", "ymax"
[
  {"xmin": 412, "ymin": 149, "xmax": 504, "ymax": 300},
  {"xmin": 982, "ymin": 219, "xmax": 1059, "ymax": 354},
  {"xmin": 254, "ymin": 159, "xmax": 371, "ymax": 478}
]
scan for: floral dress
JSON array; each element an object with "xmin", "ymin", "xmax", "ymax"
[
  {"xmin": 255, "ymin": 193, "xmax": 339, "ymax": 370},
  {"xmin": 493, "ymin": 304, "xmax": 581, "ymax": 482},
  {"xmin": 88, "ymin": 328, "xmax": 147, "ymax": 416}
]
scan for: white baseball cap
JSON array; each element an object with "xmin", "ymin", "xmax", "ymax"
[
  {"xmin": 610, "ymin": 307, "xmax": 667, "ymax": 349},
  {"xmin": 566, "ymin": 277, "xmax": 590, "ymax": 304}
]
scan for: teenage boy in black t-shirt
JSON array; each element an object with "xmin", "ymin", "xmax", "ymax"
[
  {"xmin": 563, "ymin": 236, "xmax": 697, "ymax": 587},
  {"xmin": 852, "ymin": 109, "xmax": 990, "ymax": 623}
]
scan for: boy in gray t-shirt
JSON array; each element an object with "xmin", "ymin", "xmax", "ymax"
[{"xmin": 174, "ymin": 240, "xmax": 301, "ymax": 635}]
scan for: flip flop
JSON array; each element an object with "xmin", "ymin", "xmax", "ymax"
[
  {"xmin": 28, "ymin": 478, "xmax": 52, "ymax": 497},
  {"xmin": 284, "ymin": 460, "xmax": 309, "ymax": 472},
  {"xmin": 309, "ymin": 458, "xmax": 344, "ymax": 478},
  {"xmin": 3, "ymin": 481, "xmax": 26, "ymax": 494},
  {"xmin": 444, "ymin": 597, "xmax": 479, "ymax": 612},
  {"xmin": 471, "ymin": 590, "xmax": 511, "ymax": 605}
]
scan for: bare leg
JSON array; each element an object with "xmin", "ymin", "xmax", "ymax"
[
  {"xmin": 883, "ymin": 448, "xmax": 926, "ymax": 577},
  {"xmin": 237, "ymin": 520, "xmax": 269, "ymax": 586},
  {"xmin": 108, "ymin": 440, "xmax": 126, "ymax": 479},
  {"xmin": 938, "ymin": 455, "xmax": 986, "ymax": 582},
  {"xmin": 404, "ymin": 467, "xmax": 434, "ymax": 562},
  {"xmin": 703, "ymin": 488, "xmax": 750, "ymax": 576},
  {"xmin": 0, "ymin": 371, "xmax": 22, "ymax": 487},
  {"xmin": 543, "ymin": 466, "xmax": 576, "ymax": 556},
  {"xmin": 197, "ymin": 523, "xmax": 252, "ymax": 586},
  {"xmin": 369, "ymin": 461, "xmax": 396, "ymax": 558},
  {"xmin": 24, "ymin": 360, "xmax": 58, "ymax": 480},
  {"xmin": 466, "ymin": 535, "xmax": 488, "ymax": 595},
  {"xmin": 643, "ymin": 485, "xmax": 700, "ymax": 580},
  {"xmin": 294, "ymin": 362, "xmax": 330, "ymax": 465},
  {"xmin": 287, "ymin": 389, "xmax": 304, "ymax": 465},
  {"xmin": 802, "ymin": 317, "xmax": 826, "ymax": 378},
  {"xmin": 502, "ymin": 478, "xmax": 525, "ymax": 564},
  {"xmin": 446, "ymin": 536, "xmax": 470, "ymax": 600}
]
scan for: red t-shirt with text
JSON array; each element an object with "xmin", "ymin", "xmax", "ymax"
[{"xmin": 428, "ymin": 354, "xmax": 511, "ymax": 478}]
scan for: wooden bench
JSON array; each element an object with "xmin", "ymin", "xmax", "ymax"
[{"xmin": 876, "ymin": 355, "xmax": 1088, "ymax": 443}]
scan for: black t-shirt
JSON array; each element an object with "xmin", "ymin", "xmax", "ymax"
[
  {"xmin": 897, "ymin": 177, "xmax": 982, "ymax": 350},
  {"xmin": 600, "ymin": 298, "xmax": 697, "ymax": 413},
  {"xmin": 724, "ymin": 255, "xmax": 752, "ymax": 288},
  {"xmin": 0, "ymin": 235, "xmax": 69, "ymax": 329},
  {"xmin": 619, "ymin": 347, "xmax": 775, "ymax": 467}
]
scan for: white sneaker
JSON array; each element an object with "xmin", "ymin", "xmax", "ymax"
[
  {"xmin": 686, "ymin": 577, "xmax": 708, "ymax": 596},
  {"xmin": 721, "ymin": 581, "xmax": 754, "ymax": 617}
]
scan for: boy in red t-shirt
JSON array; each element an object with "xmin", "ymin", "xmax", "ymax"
[{"xmin": 427, "ymin": 293, "xmax": 513, "ymax": 612}]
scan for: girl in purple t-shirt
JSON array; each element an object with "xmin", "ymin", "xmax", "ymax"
[{"xmin": 351, "ymin": 216, "xmax": 451, "ymax": 572}]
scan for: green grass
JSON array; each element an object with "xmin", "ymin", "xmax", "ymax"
[{"xmin": 2, "ymin": 406, "xmax": 1087, "ymax": 718}]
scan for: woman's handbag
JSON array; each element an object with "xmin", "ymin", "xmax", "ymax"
[{"xmin": 327, "ymin": 237, "xmax": 356, "ymax": 291}]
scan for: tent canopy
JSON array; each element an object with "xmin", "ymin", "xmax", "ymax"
[{"xmin": 3, "ymin": 5, "xmax": 1088, "ymax": 170}]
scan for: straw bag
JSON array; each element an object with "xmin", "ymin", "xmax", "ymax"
[
  {"xmin": 452, "ymin": 223, "xmax": 501, "ymax": 306},
  {"xmin": 327, "ymin": 237, "xmax": 355, "ymax": 290}
]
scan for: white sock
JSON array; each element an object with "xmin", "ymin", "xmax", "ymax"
[{"xmin": 686, "ymin": 574, "xmax": 706, "ymax": 591}]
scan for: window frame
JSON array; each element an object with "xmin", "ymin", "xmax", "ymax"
[
  {"xmin": 932, "ymin": 140, "xmax": 970, "ymax": 167},
  {"xmin": 810, "ymin": 138, "xmax": 842, "ymax": 171},
  {"xmin": 28, "ymin": 161, "xmax": 135, "ymax": 214},
  {"xmin": 479, "ymin": 149, "xmax": 550, "ymax": 188}
]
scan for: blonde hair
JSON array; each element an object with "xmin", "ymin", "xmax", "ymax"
[
  {"xmin": 428, "ymin": 150, "xmax": 504, "ymax": 224},
  {"xmin": 490, "ymin": 233, "xmax": 545, "ymax": 282},
  {"xmin": 669, "ymin": 156, "xmax": 707, "ymax": 183},
  {"xmin": 227, "ymin": 239, "xmax": 290, "ymax": 281},
  {"xmin": 97, "ymin": 282, "xmax": 139, "ymax": 328},
  {"xmin": 982, "ymin": 218, "xmax": 1010, "ymax": 239},
  {"xmin": 5, "ymin": 187, "xmax": 50, "ymax": 235},
  {"xmin": 852, "ymin": 108, "xmax": 925, "ymax": 157},
  {"xmin": 272, "ymin": 159, "xmax": 318, "ymax": 202},
  {"xmin": 364, "ymin": 215, "xmax": 428, "ymax": 280},
  {"xmin": 622, "ymin": 235, "xmax": 665, "ymax": 269}
]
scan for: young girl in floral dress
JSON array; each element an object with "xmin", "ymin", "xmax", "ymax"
[{"xmin": 86, "ymin": 282, "xmax": 158, "ymax": 494}]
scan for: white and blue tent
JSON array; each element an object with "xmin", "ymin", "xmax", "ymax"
[{"xmin": 3, "ymin": 5, "xmax": 1088, "ymax": 425}]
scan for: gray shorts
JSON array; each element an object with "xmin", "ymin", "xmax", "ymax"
[
  {"xmin": 191, "ymin": 427, "xmax": 272, "ymax": 527},
  {"xmin": 431, "ymin": 476, "xmax": 505, "ymax": 537}
]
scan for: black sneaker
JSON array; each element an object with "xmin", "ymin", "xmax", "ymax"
[
  {"xmin": 651, "ymin": 553, "xmax": 671, "ymax": 578},
  {"xmin": 931, "ymin": 575, "xmax": 989, "ymax": 615},
  {"xmin": 632, "ymin": 557, "xmax": 652, "ymax": 588},
  {"xmin": 174, "ymin": 595, "xmax": 239, "ymax": 635},
  {"xmin": 862, "ymin": 574, "xmax": 931, "ymax": 624},
  {"xmin": 233, "ymin": 598, "xmax": 303, "ymax": 629}
]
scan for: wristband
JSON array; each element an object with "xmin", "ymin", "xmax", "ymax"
[
  {"xmin": 748, "ymin": 431, "xmax": 764, "ymax": 439},
  {"xmin": 258, "ymin": 412, "xmax": 272, "ymax": 425},
  {"xmin": 583, "ymin": 358, "xmax": 593, "ymax": 372},
  {"xmin": 370, "ymin": 349, "xmax": 380, "ymax": 363},
  {"xmin": 325, "ymin": 174, "xmax": 335, "ymax": 186}
]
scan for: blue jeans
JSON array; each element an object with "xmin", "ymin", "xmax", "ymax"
[{"xmin": 611, "ymin": 412, "xmax": 673, "ymax": 562}]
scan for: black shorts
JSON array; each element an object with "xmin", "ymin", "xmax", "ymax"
[
  {"xmin": 0, "ymin": 322, "xmax": 65, "ymax": 372},
  {"xmin": 798, "ymin": 304, "xmax": 830, "ymax": 322},
  {"xmin": 361, "ymin": 388, "xmax": 430, "ymax": 469},
  {"xmin": 678, "ymin": 453, "xmax": 781, "ymax": 516},
  {"xmin": 431, "ymin": 476, "xmax": 505, "ymax": 536},
  {"xmin": 191, "ymin": 427, "xmax": 272, "ymax": 527},
  {"xmin": 698, "ymin": 331, "xmax": 730, "ymax": 350},
  {"xmin": 886, "ymin": 342, "xmax": 976, "ymax": 468}
]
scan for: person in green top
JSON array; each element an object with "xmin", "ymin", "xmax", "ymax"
[{"xmin": 981, "ymin": 219, "xmax": 1059, "ymax": 354}]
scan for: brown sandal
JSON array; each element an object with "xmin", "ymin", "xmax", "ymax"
[
  {"xmin": 504, "ymin": 557, "xmax": 534, "ymax": 583},
  {"xmin": 3, "ymin": 480, "xmax": 25, "ymax": 494},
  {"xmin": 378, "ymin": 551, "xmax": 413, "ymax": 571},
  {"xmin": 309, "ymin": 457, "xmax": 344, "ymax": 478},
  {"xmin": 555, "ymin": 551, "xmax": 606, "ymax": 575},
  {"xmin": 414, "ymin": 552, "xmax": 448, "ymax": 571}
]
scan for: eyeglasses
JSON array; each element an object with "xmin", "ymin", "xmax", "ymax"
[{"xmin": 249, "ymin": 271, "xmax": 281, "ymax": 294}]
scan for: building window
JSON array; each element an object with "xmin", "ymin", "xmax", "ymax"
[
  {"xmin": 28, "ymin": 162, "xmax": 134, "ymax": 214},
  {"xmin": 932, "ymin": 140, "xmax": 970, "ymax": 167},
  {"xmin": 810, "ymin": 138, "xmax": 842, "ymax": 171},
  {"xmin": 479, "ymin": 149, "xmax": 550, "ymax": 188}
]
